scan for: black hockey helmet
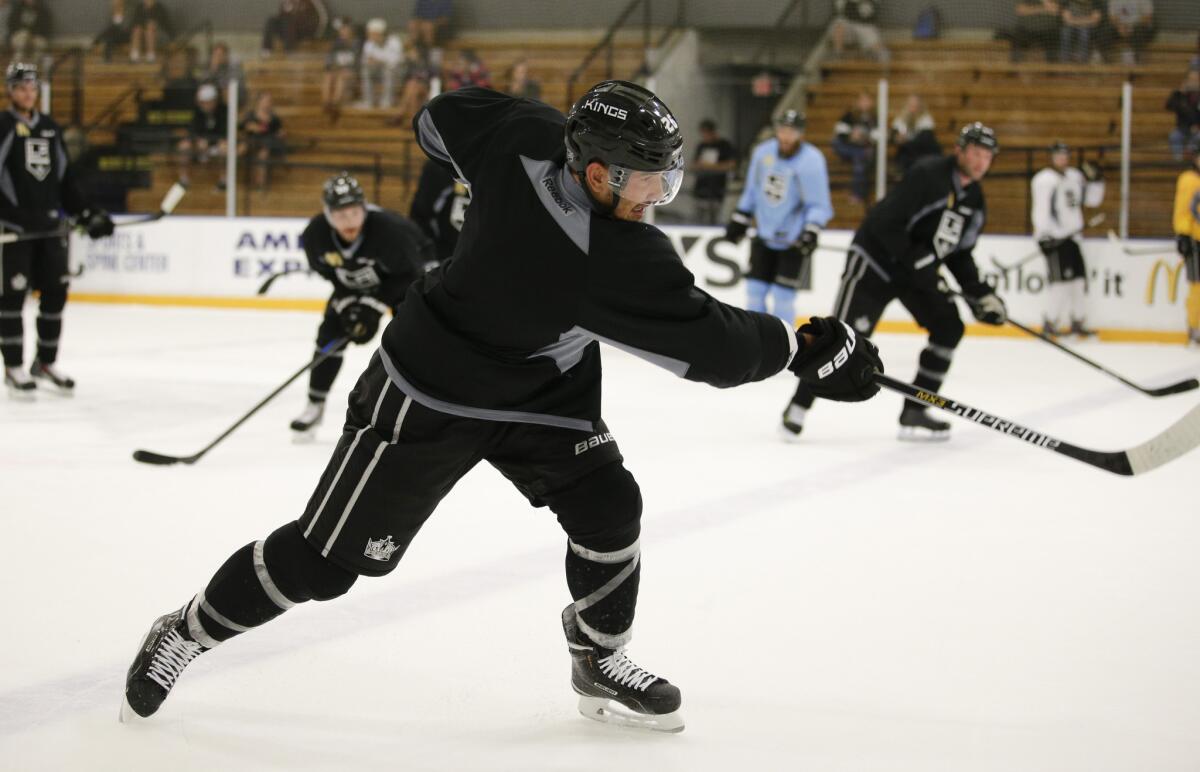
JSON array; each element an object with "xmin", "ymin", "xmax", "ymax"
[
  {"xmin": 565, "ymin": 80, "xmax": 684, "ymax": 206},
  {"xmin": 5, "ymin": 62, "xmax": 38, "ymax": 89},
  {"xmin": 776, "ymin": 109, "xmax": 807, "ymax": 130},
  {"xmin": 322, "ymin": 172, "xmax": 365, "ymax": 210},
  {"xmin": 1049, "ymin": 139, "xmax": 1070, "ymax": 155},
  {"xmin": 957, "ymin": 122, "xmax": 999, "ymax": 153}
]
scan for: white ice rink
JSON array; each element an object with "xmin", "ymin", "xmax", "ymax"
[{"xmin": 1, "ymin": 303, "xmax": 1198, "ymax": 772}]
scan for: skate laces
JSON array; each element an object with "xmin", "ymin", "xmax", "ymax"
[
  {"xmin": 597, "ymin": 650, "xmax": 659, "ymax": 691},
  {"xmin": 145, "ymin": 628, "xmax": 204, "ymax": 692}
]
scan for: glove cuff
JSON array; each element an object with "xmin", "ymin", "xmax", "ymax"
[{"xmin": 730, "ymin": 210, "xmax": 752, "ymax": 225}]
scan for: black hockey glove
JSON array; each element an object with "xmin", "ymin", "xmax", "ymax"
[
  {"xmin": 1080, "ymin": 159, "xmax": 1104, "ymax": 182},
  {"xmin": 788, "ymin": 316, "xmax": 883, "ymax": 402},
  {"xmin": 1177, "ymin": 235, "xmax": 1198, "ymax": 261},
  {"xmin": 1037, "ymin": 236, "xmax": 1063, "ymax": 257},
  {"xmin": 964, "ymin": 290, "xmax": 1007, "ymax": 326},
  {"xmin": 723, "ymin": 210, "xmax": 753, "ymax": 243},
  {"xmin": 79, "ymin": 208, "xmax": 115, "ymax": 239},
  {"xmin": 332, "ymin": 296, "xmax": 389, "ymax": 344},
  {"xmin": 796, "ymin": 224, "xmax": 820, "ymax": 259}
]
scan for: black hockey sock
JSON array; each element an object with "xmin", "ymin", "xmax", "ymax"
[
  {"xmin": 307, "ymin": 346, "xmax": 344, "ymax": 403},
  {"xmin": 912, "ymin": 342, "xmax": 955, "ymax": 396},
  {"xmin": 184, "ymin": 521, "xmax": 358, "ymax": 648},
  {"xmin": 0, "ymin": 299, "xmax": 22, "ymax": 367},
  {"xmin": 35, "ymin": 290, "xmax": 65, "ymax": 365},
  {"xmin": 565, "ymin": 537, "xmax": 641, "ymax": 650}
]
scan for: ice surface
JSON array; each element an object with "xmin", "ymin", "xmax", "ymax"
[{"xmin": 1, "ymin": 304, "xmax": 1198, "ymax": 772}]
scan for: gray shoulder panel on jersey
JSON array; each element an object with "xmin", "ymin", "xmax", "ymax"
[
  {"xmin": 849, "ymin": 243, "xmax": 892, "ymax": 280},
  {"xmin": 520, "ymin": 156, "xmax": 591, "ymax": 255},
  {"xmin": 0, "ymin": 132, "xmax": 16, "ymax": 208},
  {"xmin": 416, "ymin": 109, "xmax": 469, "ymax": 187},
  {"xmin": 575, "ymin": 325, "xmax": 690, "ymax": 378},
  {"xmin": 905, "ymin": 195, "xmax": 950, "ymax": 233},
  {"xmin": 959, "ymin": 209, "xmax": 986, "ymax": 251},
  {"xmin": 55, "ymin": 136, "xmax": 67, "ymax": 182},
  {"xmin": 529, "ymin": 327, "xmax": 595, "ymax": 373},
  {"xmin": 378, "ymin": 347, "xmax": 594, "ymax": 432}
]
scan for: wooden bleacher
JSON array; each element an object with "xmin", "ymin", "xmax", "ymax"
[{"xmin": 805, "ymin": 37, "xmax": 1196, "ymax": 236}]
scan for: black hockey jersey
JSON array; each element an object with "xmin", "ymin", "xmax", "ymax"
[
  {"xmin": 853, "ymin": 153, "xmax": 989, "ymax": 294},
  {"xmin": 410, "ymin": 158, "xmax": 470, "ymax": 262},
  {"xmin": 0, "ymin": 110, "xmax": 87, "ymax": 231},
  {"xmin": 301, "ymin": 206, "xmax": 434, "ymax": 307},
  {"xmin": 383, "ymin": 87, "xmax": 794, "ymax": 432}
]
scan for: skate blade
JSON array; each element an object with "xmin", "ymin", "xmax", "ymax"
[
  {"xmin": 897, "ymin": 426, "xmax": 951, "ymax": 443},
  {"xmin": 5, "ymin": 385, "xmax": 35, "ymax": 401},
  {"xmin": 32, "ymin": 382, "xmax": 74, "ymax": 397},
  {"xmin": 119, "ymin": 696, "xmax": 141, "ymax": 724},
  {"xmin": 290, "ymin": 427, "xmax": 318, "ymax": 444},
  {"xmin": 777, "ymin": 424, "xmax": 804, "ymax": 444},
  {"xmin": 577, "ymin": 695, "xmax": 685, "ymax": 733}
]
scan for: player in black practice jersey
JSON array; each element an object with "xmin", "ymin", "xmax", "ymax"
[
  {"xmin": 782, "ymin": 123, "xmax": 1007, "ymax": 442},
  {"xmin": 122, "ymin": 81, "xmax": 883, "ymax": 733},
  {"xmin": 1, "ymin": 63, "xmax": 114, "ymax": 398},
  {"xmin": 289, "ymin": 172, "xmax": 434, "ymax": 435},
  {"xmin": 409, "ymin": 158, "xmax": 470, "ymax": 263}
]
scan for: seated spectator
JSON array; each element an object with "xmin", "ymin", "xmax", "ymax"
[
  {"xmin": 1103, "ymin": 0, "xmax": 1155, "ymax": 64},
  {"xmin": 444, "ymin": 48, "xmax": 490, "ymax": 91},
  {"xmin": 8, "ymin": 0, "xmax": 50, "ymax": 61},
  {"xmin": 94, "ymin": 0, "xmax": 131, "ymax": 62},
  {"xmin": 202, "ymin": 42, "xmax": 247, "ymax": 108},
  {"xmin": 832, "ymin": 91, "xmax": 879, "ymax": 205},
  {"xmin": 240, "ymin": 92, "xmax": 286, "ymax": 191},
  {"xmin": 830, "ymin": 0, "xmax": 887, "ymax": 62},
  {"xmin": 691, "ymin": 119, "xmax": 736, "ymax": 225},
  {"xmin": 358, "ymin": 18, "xmax": 402, "ymax": 109},
  {"xmin": 891, "ymin": 94, "xmax": 941, "ymax": 172},
  {"xmin": 129, "ymin": 0, "xmax": 173, "ymax": 63},
  {"xmin": 261, "ymin": 0, "xmax": 329, "ymax": 57},
  {"xmin": 321, "ymin": 18, "xmax": 359, "ymax": 121},
  {"xmin": 1167, "ymin": 69, "xmax": 1200, "ymax": 161},
  {"xmin": 504, "ymin": 58, "xmax": 541, "ymax": 100},
  {"xmin": 390, "ymin": 42, "xmax": 434, "ymax": 125},
  {"xmin": 1012, "ymin": 0, "xmax": 1061, "ymax": 62},
  {"xmin": 1059, "ymin": 0, "xmax": 1101, "ymax": 63},
  {"xmin": 408, "ymin": 0, "xmax": 452, "ymax": 54},
  {"xmin": 177, "ymin": 82, "xmax": 229, "ymax": 189}
]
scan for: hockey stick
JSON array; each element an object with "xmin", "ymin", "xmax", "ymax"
[
  {"xmin": 1105, "ymin": 229, "xmax": 1175, "ymax": 256},
  {"xmin": 0, "ymin": 181, "xmax": 189, "ymax": 246},
  {"xmin": 132, "ymin": 336, "xmax": 349, "ymax": 466},
  {"xmin": 257, "ymin": 267, "xmax": 310, "ymax": 295},
  {"xmin": 941, "ymin": 283, "xmax": 1200, "ymax": 397},
  {"xmin": 989, "ymin": 213, "xmax": 1106, "ymax": 273},
  {"xmin": 876, "ymin": 373, "xmax": 1200, "ymax": 475}
]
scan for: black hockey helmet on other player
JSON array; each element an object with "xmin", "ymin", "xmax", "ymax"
[
  {"xmin": 776, "ymin": 109, "xmax": 807, "ymax": 130},
  {"xmin": 5, "ymin": 62, "xmax": 38, "ymax": 89},
  {"xmin": 564, "ymin": 80, "xmax": 685, "ymax": 206},
  {"xmin": 322, "ymin": 172, "xmax": 366, "ymax": 211},
  {"xmin": 957, "ymin": 122, "xmax": 999, "ymax": 153},
  {"xmin": 1049, "ymin": 139, "xmax": 1070, "ymax": 155}
]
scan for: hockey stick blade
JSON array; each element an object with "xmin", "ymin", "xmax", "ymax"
[
  {"xmin": 132, "ymin": 449, "xmax": 194, "ymax": 466},
  {"xmin": 1106, "ymin": 229, "xmax": 1173, "ymax": 257},
  {"xmin": 1144, "ymin": 378, "xmax": 1200, "ymax": 397},
  {"xmin": 876, "ymin": 373, "xmax": 1200, "ymax": 475}
]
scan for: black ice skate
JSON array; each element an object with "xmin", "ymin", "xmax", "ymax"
[
  {"xmin": 561, "ymin": 604, "xmax": 683, "ymax": 733},
  {"xmin": 4, "ymin": 366, "xmax": 36, "ymax": 400},
  {"xmin": 120, "ymin": 607, "xmax": 207, "ymax": 722},
  {"xmin": 779, "ymin": 403, "xmax": 806, "ymax": 442},
  {"xmin": 898, "ymin": 403, "xmax": 951, "ymax": 442},
  {"xmin": 289, "ymin": 401, "xmax": 324, "ymax": 439},
  {"xmin": 1069, "ymin": 319, "xmax": 1096, "ymax": 338},
  {"xmin": 30, "ymin": 359, "xmax": 75, "ymax": 394}
]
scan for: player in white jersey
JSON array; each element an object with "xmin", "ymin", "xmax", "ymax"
[{"xmin": 1030, "ymin": 141, "xmax": 1105, "ymax": 336}]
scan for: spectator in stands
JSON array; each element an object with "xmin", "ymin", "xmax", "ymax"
[
  {"xmin": 504, "ymin": 58, "xmax": 541, "ymax": 100},
  {"xmin": 830, "ymin": 0, "xmax": 887, "ymax": 62},
  {"xmin": 177, "ymin": 82, "xmax": 229, "ymax": 190},
  {"xmin": 159, "ymin": 46, "xmax": 198, "ymax": 109},
  {"xmin": 1012, "ymin": 0, "xmax": 1061, "ymax": 62},
  {"xmin": 7, "ymin": 0, "xmax": 50, "ymax": 62},
  {"xmin": 261, "ymin": 0, "xmax": 329, "ymax": 57},
  {"xmin": 409, "ymin": 0, "xmax": 452, "ymax": 55},
  {"xmin": 1102, "ymin": 0, "xmax": 1155, "ymax": 64},
  {"xmin": 241, "ymin": 91, "xmax": 286, "ymax": 192},
  {"xmin": 445, "ymin": 48, "xmax": 491, "ymax": 91},
  {"xmin": 390, "ymin": 42, "xmax": 434, "ymax": 126},
  {"xmin": 358, "ymin": 18, "xmax": 402, "ymax": 109},
  {"xmin": 202, "ymin": 42, "xmax": 247, "ymax": 108},
  {"xmin": 1059, "ymin": 0, "xmax": 1102, "ymax": 63},
  {"xmin": 129, "ymin": 0, "xmax": 173, "ymax": 64},
  {"xmin": 1167, "ymin": 69, "xmax": 1200, "ymax": 161},
  {"xmin": 832, "ymin": 91, "xmax": 879, "ymax": 205},
  {"xmin": 321, "ymin": 17, "xmax": 359, "ymax": 121},
  {"xmin": 692, "ymin": 119, "xmax": 736, "ymax": 225},
  {"xmin": 891, "ymin": 94, "xmax": 941, "ymax": 172},
  {"xmin": 94, "ymin": 0, "xmax": 131, "ymax": 62}
]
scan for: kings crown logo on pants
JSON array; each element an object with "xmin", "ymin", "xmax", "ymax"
[{"xmin": 364, "ymin": 535, "xmax": 400, "ymax": 561}]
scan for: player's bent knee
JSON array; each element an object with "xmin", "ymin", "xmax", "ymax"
[
  {"xmin": 930, "ymin": 316, "xmax": 965, "ymax": 349},
  {"xmin": 38, "ymin": 286, "xmax": 67, "ymax": 313},
  {"xmin": 553, "ymin": 462, "xmax": 642, "ymax": 552},
  {"xmin": 264, "ymin": 521, "xmax": 358, "ymax": 602}
]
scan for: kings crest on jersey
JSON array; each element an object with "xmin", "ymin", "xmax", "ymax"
[{"xmin": 0, "ymin": 109, "xmax": 84, "ymax": 230}]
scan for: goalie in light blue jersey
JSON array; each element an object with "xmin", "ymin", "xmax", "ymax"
[{"xmin": 724, "ymin": 110, "xmax": 833, "ymax": 324}]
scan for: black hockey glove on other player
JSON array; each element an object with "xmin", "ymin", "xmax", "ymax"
[
  {"xmin": 723, "ymin": 210, "xmax": 752, "ymax": 243},
  {"xmin": 963, "ymin": 290, "xmax": 1007, "ymax": 326},
  {"xmin": 787, "ymin": 316, "xmax": 882, "ymax": 402},
  {"xmin": 796, "ymin": 224, "xmax": 820, "ymax": 259},
  {"xmin": 1037, "ymin": 236, "xmax": 1063, "ymax": 257},
  {"xmin": 79, "ymin": 208, "xmax": 115, "ymax": 239},
  {"xmin": 332, "ymin": 296, "xmax": 389, "ymax": 344},
  {"xmin": 1177, "ymin": 235, "xmax": 1198, "ymax": 261}
]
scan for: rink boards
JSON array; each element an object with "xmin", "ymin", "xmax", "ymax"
[{"xmin": 67, "ymin": 217, "xmax": 1190, "ymax": 342}]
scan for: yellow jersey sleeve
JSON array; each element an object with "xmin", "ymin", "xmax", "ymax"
[{"xmin": 1174, "ymin": 169, "xmax": 1200, "ymax": 240}]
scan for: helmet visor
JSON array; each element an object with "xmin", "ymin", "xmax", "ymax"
[{"xmin": 608, "ymin": 156, "xmax": 684, "ymax": 207}]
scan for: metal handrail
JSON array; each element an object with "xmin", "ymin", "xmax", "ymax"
[{"xmin": 82, "ymin": 83, "xmax": 144, "ymax": 134}]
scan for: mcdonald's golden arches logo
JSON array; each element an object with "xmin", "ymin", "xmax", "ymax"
[{"xmin": 1145, "ymin": 259, "xmax": 1184, "ymax": 304}]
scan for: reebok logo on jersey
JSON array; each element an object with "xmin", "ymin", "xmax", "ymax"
[
  {"xmin": 817, "ymin": 322, "xmax": 857, "ymax": 380},
  {"xmin": 541, "ymin": 176, "xmax": 574, "ymax": 214},
  {"xmin": 582, "ymin": 98, "xmax": 628, "ymax": 121},
  {"xmin": 575, "ymin": 432, "xmax": 615, "ymax": 455}
]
